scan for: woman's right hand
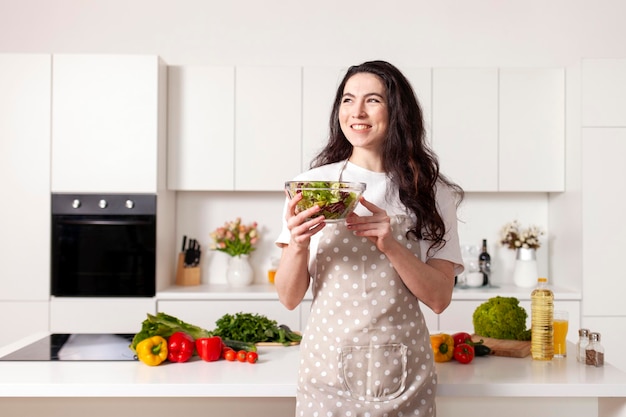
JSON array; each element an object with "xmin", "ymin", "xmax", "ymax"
[{"xmin": 285, "ymin": 191, "xmax": 326, "ymax": 249}]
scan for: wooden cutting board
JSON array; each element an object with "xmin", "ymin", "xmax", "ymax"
[{"xmin": 471, "ymin": 334, "xmax": 531, "ymax": 358}]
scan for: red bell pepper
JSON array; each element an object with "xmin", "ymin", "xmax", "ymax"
[
  {"xmin": 167, "ymin": 331, "xmax": 195, "ymax": 363},
  {"xmin": 196, "ymin": 336, "xmax": 223, "ymax": 362}
]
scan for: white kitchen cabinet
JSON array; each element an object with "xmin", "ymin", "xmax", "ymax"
[
  {"xmin": 157, "ymin": 300, "xmax": 300, "ymax": 332},
  {"xmin": 499, "ymin": 68, "xmax": 565, "ymax": 191},
  {"xmin": 581, "ymin": 128, "xmax": 626, "ymax": 316},
  {"xmin": 0, "ymin": 54, "xmax": 51, "ymax": 302},
  {"xmin": 49, "ymin": 298, "xmax": 156, "ymax": 333},
  {"xmin": 167, "ymin": 66, "xmax": 235, "ymax": 190},
  {"xmin": 403, "ymin": 68, "xmax": 433, "ymax": 142},
  {"xmin": 235, "ymin": 66, "xmax": 302, "ymax": 191},
  {"xmin": 51, "ymin": 54, "xmax": 167, "ymax": 193},
  {"xmin": 432, "ymin": 67, "xmax": 565, "ymax": 192},
  {"xmin": 582, "ymin": 58, "xmax": 626, "ymax": 127},
  {"xmin": 432, "ymin": 68, "xmax": 499, "ymax": 191},
  {"xmin": 302, "ymin": 66, "xmax": 345, "ymax": 169}
]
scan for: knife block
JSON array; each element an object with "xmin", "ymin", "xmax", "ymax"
[{"xmin": 175, "ymin": 252, "xmax": 201, "ymax": 286}]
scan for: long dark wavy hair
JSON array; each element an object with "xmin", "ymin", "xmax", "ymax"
[{"xmin": 310, "ymin": 60, "xmax": 464, "ymax": 252}]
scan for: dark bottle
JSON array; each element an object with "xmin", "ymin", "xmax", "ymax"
[{"xmin": 479, "ymin": 239, "xmax": 491, "ymax": 286}]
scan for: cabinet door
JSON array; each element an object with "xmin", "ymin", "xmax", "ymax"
[
  {"xmin": 582, "ymin": 128, "xmax": 626, "ymax": 316},
  {"xmin": 235, "ymin": 66, "xmax": 302, "ymax": 191},
  {"xmin": 404, "ymin": 68, "xmax": 433, "ymax": 143},
  {"xmin": 0, "ymin": 54, "xmax": 51, "ymax": 301},
  {"xmin": 432, "ymin": 68, "xmax": 498, "ymax": 191},
  {"xmin": 158, "ymin": 300, "xmax": 301, "ymax": 332},
  {"xmin": 582, "ymin": 58, "xmax": 626, "ymax": 127},
  {"xmin": 302, "ymin": 66, "xmax": 345, "ymax": 169},
  {"xmin": 51, "ymin": 54, "xmax": 164, "ymax": 193},
  {"xmin": 168, "ymin": 66, "xmax": 235, "ymax": 190},
  {"xmin": 499, "ymin": 69, "xmax": 565, "ymax": 191}
]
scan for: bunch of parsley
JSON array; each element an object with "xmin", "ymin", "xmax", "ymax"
[{"xmin": 213, "ymin": 312, "xmax": 302, "ymax": 345}]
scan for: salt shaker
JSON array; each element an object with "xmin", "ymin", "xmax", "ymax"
[
  {"xmin": 577, "ymin": 328, "xmax": 590, "ymax": 363},
  {"xmin": 585, "ymin": 332, "xmax": 604, "ymax": 367}
]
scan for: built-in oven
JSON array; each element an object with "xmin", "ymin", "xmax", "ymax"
[{"xmin": 51, "ymin": 193, "xmax": 157, "ymax": 297}]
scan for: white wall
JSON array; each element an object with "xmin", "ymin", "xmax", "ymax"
[{"xmin": 2, "ymin": 0, "xmax": 626, "ymax": 288}]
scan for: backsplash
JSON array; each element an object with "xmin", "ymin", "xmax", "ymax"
[{"xmin": 175, "ymin": 190, "xmax": 551, "ymax": 288}]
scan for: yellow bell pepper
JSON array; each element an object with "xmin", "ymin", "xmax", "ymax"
[
  {"xmin": 430, "ymin": 333, "xmax": 455, "ymax": 362},
  {"xmin": 136, "ymin": 335, "xmax": 168, "ymax": 366}
]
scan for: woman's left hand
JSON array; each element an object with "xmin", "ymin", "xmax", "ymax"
[{"xmin": 345, "ymin": 196, "xmax": 397, "ymax": 253}]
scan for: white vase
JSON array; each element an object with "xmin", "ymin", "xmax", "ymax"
[
  {"xmin": 226, "ymin": 254, "xmax": 254, "ymax": 287},
  {"xmin": 513, "ymin": 248, "xmax": 538, "ymax": 288}
]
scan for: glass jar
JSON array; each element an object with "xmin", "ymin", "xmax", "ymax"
[
  {"xmin": 576, "ymin": 328, "xmax": 590, "ymax": 363},
  {"xmin": 585, "ymin": 332, "xmax": 604, "ymax": 367}
]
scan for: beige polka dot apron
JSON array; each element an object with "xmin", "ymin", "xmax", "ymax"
[{"xmin": 296, "ymin": 217, "xmax": 437, "ymax": 417}]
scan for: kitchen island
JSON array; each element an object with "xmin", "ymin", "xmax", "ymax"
[{"xmin": 0, "ymin": 333, "xmax": 625, "ymax": 417}]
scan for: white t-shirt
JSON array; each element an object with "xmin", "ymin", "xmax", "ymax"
[{"xmin": 276, "ymin": 161, "xmax": 464, "ymax": 276}]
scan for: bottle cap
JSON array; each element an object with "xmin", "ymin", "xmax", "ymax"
[
  {"xmin": 579, "ymin": 328, "xmax": 590, "ymax": 337},
  {"xmin": 538, "ymin": 277, "xmax": 548, "ymax": 283},
  {"xmin": 589, "ymin": 332, "xmax": 601, "ymax": 342}
]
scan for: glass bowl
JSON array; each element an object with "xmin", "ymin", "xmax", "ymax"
[{"xmin": 285, "ymin": 181, "xmax": 366, "ymax": 222}]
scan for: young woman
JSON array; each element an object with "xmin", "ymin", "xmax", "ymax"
[{"xmin": 275, "ymin": 60, "xmax": 464, "ymax": 417}]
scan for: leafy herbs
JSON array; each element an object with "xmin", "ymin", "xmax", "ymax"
[
  {"xmin": 212, "ymin": 312, "xmax": 302, "ymax": 345},
  {"xmin": 289, "ymin": 181, "xmax": 364, "ymax": 220}
]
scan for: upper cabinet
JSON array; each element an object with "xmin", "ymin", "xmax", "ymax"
[
  {"xmin": 0, "ymin": 54, "xmax": 51, "ymax": 301},
  {"xmin": 51, "ymin": 54, "xmax": 167, "ymax": 194},
  {"xmin": 168, "ymin": 65, "xmax": 301, "ymax": 191},
  {"xmin": 432, "ymin": 68, "xmax": 565, "ymax": 192},
  {"xmin": 235, "ymin": 66, "xmax": 302, "ymax": 191},
  {"xmin": 499, "ymin": 69, "xmax": 565, "ymax": 192},
  {"xmin": 168, "ymin": 65, "xmax": 565, "ymax": 192},
  {"xmin": 582, "ymin": 58, "xmax": 626, "ymax": 127},
  {"xmin": 432, "ymin": 68, "xmax": 499, "ymax": 191},
  {"xmin": 167, "ymin": 66, "xmax": 235, "ymax": 190}
]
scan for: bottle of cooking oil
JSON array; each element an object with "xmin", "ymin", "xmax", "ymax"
[{"xmin": 531, "ymin": 277, "xmax": 554, "ymax": 360}]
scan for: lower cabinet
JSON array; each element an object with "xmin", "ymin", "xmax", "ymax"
[{"xmin": 157, "ymin": 300, "xmax": 301, "ymax": 332}]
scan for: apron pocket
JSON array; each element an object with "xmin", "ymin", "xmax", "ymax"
[{"xmin": 338, "ymin": 343, "xmax": 408, "ymax": 401}]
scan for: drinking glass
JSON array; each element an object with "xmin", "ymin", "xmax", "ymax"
[{"xmin": 553, "ymin": 310, "xmax": 569, "ymax": 358}]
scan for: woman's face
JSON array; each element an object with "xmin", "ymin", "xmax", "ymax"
[{"xmin": 339, "ymin": 72, "xmax": 389, "ymax": 154}]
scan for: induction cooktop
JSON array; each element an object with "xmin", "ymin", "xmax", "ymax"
[{"xmin": 0, "ymin": 333, "xmax": 137, "ymax": 361}]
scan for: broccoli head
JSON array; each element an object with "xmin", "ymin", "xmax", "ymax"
[{"xmin": 472, "ymin": 296, "xmax": 531, "ymax": 341}]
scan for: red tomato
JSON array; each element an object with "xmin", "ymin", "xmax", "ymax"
[
  {"xmin": 224, "ymin": 349, "xmax": 237, "ymax": 362},
  {"xmin": 452, "ymin": 332, "xmax": 473, "ymax": 347},
  {"xmin": 236, "ymin": 350, "xmax": 248, "ymax": 362},
  {"xmin": 453, "ymin": 343, "xmax": 475, "ymax": 364},
  {"xmin": 222, "ymin": 346, "xmax": 234, "ymax": 360},
  {"xmin": 246, "ymin": 351, "xmax": 259, "ymax": 364}
]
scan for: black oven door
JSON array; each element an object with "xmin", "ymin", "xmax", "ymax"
[{"xmin": 51, "ymin": 194, "xmax": 156, "ymax": 297}]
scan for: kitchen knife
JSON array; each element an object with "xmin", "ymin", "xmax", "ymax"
[{"xmin": 181, "ymin": 235, "xmax": 187, "ymax": 253}]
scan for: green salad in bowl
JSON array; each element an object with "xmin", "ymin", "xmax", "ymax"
[{"xmin": 285, "ymin": 181, "xmax": 366, "ymax": 222}]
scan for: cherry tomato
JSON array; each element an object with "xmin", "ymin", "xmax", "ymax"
[
  {"xmin": 222, "ymin": 346, "xmax": 234, "ymax": 360},
  {"xmin": 224, "ymin": 349, "xmax": 237, "ymax": 362},
  {"xmin": 246, "ymin": 351, "xmax": 259, "ymax": 364},
  {"xmin": 453, "ymin": 343, "xmax": 475, "ymax": 364},
  {"xmin": 236, "ymin": 350, "xmax": 248, "ymax": 362}
]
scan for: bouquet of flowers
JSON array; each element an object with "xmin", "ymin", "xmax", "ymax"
[
  {"xmin": 500, "ymin": 220, "xmax": 544, "ymax": 250},
  {"xmin": 210, "ymin": 218, "xmax": 259, "ymax": 257}
]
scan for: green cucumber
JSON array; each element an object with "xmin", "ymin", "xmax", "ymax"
[{"xmin": 223, "ymin": 338, "xmax": 257, "ymax": 352}]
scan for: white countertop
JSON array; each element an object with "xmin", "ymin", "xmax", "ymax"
[
  {"xmin": 0, "ymin": 333, "xmax": 622, "ymax": 398},
  {"xmin": 157, "ymin": 283, "xmax": 581, "ymax": 301}
]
